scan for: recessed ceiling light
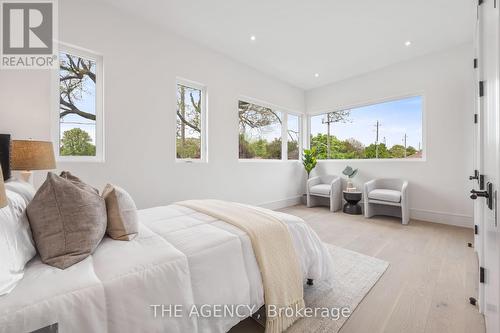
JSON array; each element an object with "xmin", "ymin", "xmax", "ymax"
[
  {"xmin": 250, "ymin": 35, "xmax": 256, "ymax": 41},
  {"xmin": 314, "ymin": 73, "xmax": 320, "ymax": 78},
  {"xmin": 405, "ymin": 41, "xmax": 412, "ymax": 47}
]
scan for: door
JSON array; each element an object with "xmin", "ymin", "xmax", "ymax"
[
  {"xmin": 472, "ymin": 0, "xmax": 485, "ymax": 312},
  {"xmin": 475, "ymin": 0, "xmax": 500, "ymax": 331}
]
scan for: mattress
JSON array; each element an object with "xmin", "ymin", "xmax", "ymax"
[{"xmin": 0, "ymin": 204, "xmax": 334, "ymax": 333}]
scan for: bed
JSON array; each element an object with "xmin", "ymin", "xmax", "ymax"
[{"xmin": 0, "ymin": 201, "xmax": 334, "ymax": 333}]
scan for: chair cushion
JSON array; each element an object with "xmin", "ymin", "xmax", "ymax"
[
  {"xmin": 368, "ymin": 189, "xmax": 401, "ymax": 203},
  {"xmin": 310, "ymin": 184, "xmax": 331, "ymax": 196}
]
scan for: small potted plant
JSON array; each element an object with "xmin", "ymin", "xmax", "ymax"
[
  {"xmin": 342, "ymin": 166, "xmax": 358, "ymax": 192},
  {"xmin": 302, "ymin": 147, "xmax": 318, "ymax": 178},
  {"xmin": 301, "ymin": 148, "xmax": 318, "ymax": 204}
]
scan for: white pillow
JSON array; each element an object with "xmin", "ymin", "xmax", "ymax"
[
  {"xmin": 5, "ymin": 179, "xmax": 36, "ymax": 205},
  {"xmin": 0, "ymin": 205, "xmax": 20, "ymax": 295},
  {"xmin": 0, "ymin": 190, "xmax": 37, "ymax": 296}
]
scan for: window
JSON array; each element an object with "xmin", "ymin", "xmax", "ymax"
[
  {"xmin": 309, "ymin": 96, "xmax": 423, "ymax": 160},
  {"xmin": 55, "ymin": 46, "xmax": 103, "ymax": 161},
  {"xmin": 176, "ymin": 80, "xmax": 206, "ymax": 161},
  {"xmin": 287, "ymin": 114, "xmax": 300, "ymax": 160},
  {"xmin": 239, "ymin": 99, "xmax": 301, "ymax": 160}
]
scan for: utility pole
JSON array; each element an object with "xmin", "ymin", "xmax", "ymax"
[
  {"xmin": 403, "ymin": 133, "xmax": 408, "ymax": 158},
  {"xmin": 374, "ymin": 120, "xmax": 381, "ymax": 158},
  {"xmin": 383, "ymin": 136, "xmax": 387, "ymax": 145},
  {"xmin": 322, "ymin": 113, "xmax": 335, "ymax": 158}
]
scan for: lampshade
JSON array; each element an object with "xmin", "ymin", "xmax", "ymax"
[
  {"xmin": 11, "ymin": 140, "xmax": 56, "ymax": 171},
  {"xmin": 0, "ymin": 165, "xmax": 7, "ymax": 208}
]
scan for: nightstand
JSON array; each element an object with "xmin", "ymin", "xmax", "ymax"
[{"xmin": 343, "ymin": 191, "xmax": 362, "ymax": 215}]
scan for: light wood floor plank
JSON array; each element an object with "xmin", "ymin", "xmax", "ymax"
[{"xmin": 230, "ymin": 205, "xmax": 485, "ymax": 333}]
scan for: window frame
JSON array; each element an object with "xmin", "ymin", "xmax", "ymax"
[
  {"xmin": 237, "ymin": 96, "xmax": 304, "ymax": 162},
  {"xmin": 307, "ymin": 93, "xmax": 426, "ymax": 162},
  {"xmin": 175, "ymin": 77, "xmax": 208, "ymax": 163},
  {"xmin": 51, "ymin": 43, "xmax": 104, "ymax": 163}
]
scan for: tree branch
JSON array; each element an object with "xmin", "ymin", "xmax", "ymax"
[
  {"xmin": 60, "ymin": 97, "xmax": 96, "ymax": 120},
  {"xmin": 176, "ymin": 110, "xmax": 200, "ymax": 133}
]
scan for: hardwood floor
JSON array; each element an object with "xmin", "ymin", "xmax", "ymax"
[{"xmin": 230, "ymin": 204, "xmax": 485, "ymax": 333}]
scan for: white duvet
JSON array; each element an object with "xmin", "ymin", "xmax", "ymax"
[{"xmin": 0, "ymin": 204, "xmax": 334, "ymax": 333}]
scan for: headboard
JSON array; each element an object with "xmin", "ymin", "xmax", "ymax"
[{"xmin": 0, "ymin": 134, "xmax": 11, "ymax": 180}]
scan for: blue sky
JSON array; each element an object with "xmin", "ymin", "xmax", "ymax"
[{"xmin": 310, "ymin": 96, "xmax": 423, "ymax": 149}]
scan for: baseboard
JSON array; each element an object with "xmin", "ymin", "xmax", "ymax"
[
  {"xmin": 410, "ymin": 208, "xmax": 473, "ymax": 228},
  {"xmin": 258, "ymin": 197, "xmax": 473, "ymax": 229},
  {"xmin": 258, "ymin": 195, "xmax": 303, "ymax": 210}
]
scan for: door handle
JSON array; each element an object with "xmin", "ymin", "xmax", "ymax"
[
  {"xmin": 470, "ymin": 182, "xmax": 494, "ymax": 210},
  {"xmin": 470, "ymin": 189, "xmax": 489, "ymax": 199}
]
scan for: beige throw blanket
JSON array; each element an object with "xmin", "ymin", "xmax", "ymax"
[{"xmin": 177, "ymin": 200, "xmax": 305, "ymax": 333}]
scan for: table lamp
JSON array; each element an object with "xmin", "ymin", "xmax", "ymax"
[
  {"xmin": 0, "ymin": 165, "xmax": 7, "ymax": 208},
  {"xmin": 11, "ymin": 140, "xmax": 56, "ymax": 183}
]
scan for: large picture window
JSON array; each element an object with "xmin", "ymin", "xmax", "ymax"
[
  {"xmin": 176, "ymin": 80, "xmax": 206, "ymax": 161},
  {"xmin": 239, "ymin": 100, "xmax": 301, "ymax": 160},
  {"xmin": 310, "ymin": 96, "xmax": 423, "ymax": 160},
  {"xmin": 56, "ymin": 47, "xmax": 103, "ymax": 161}
]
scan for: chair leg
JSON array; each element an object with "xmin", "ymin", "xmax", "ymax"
[
  {"xmin": 364, "ymin": 203, "xmax": 374, "ymax": 218},
  {"xmin": 307, "ymin": 193, "xmax": 312, "ymax": 208},
  {"xmin": 401, "ymin": 207, "xmax": 409, "ymax": 225}
]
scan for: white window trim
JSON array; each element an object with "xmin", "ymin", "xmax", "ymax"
[
  {"xmin": 237, "ymin": 95, "xmax": 304, "ymax": 162},
  {"xmin": 307, "ymin": 93, "xmax": 426, "ymax": 162},
  {"xmin": 51, "ymin": 43, "xmax": 104, "ymax": 163},
  {"xmin": 175, "ymin": 78, "xmax": 208, "ymax": 163}
]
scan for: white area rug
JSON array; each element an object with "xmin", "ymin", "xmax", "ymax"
[{"xmin": 287, "ymin": 244, "xmax": 389, "ymax": 333}]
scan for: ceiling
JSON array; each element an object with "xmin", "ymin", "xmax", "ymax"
[{"xmin": 102, "ymin": 0, "xmax": 473, "ymax": 90}]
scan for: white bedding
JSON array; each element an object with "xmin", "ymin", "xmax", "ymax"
[{"xmin": 0, "ymin": 204, "xmax": 334, "ymax": 333}]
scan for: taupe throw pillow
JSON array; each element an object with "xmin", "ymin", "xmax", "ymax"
[
  {"xmin": 26, "ymin": 172, "xmax": 107, "ymax": 269},
  {"xmin": 102, "ymin": 184, "xmax": 138, "ymax": 241},
  {"xmin": 60, "ymin": 171, "xmax": 99, "ymax": 194}
]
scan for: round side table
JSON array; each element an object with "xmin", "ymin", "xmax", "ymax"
[{"xmin": 343, "ymin": 191, "xmax": 362, "ymax": 215}]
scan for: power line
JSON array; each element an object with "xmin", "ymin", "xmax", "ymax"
[{"xmin": 60, "ymin": 121, "xmax": 96, "ymax": 126}]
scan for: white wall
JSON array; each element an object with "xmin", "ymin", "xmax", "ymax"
[
  {"xmin": 306, "ymin": 44, "xmax": 474, "ymax": 227},
  {"xmin": 0, "ymin": 0, "xmax": 474, "ymax": 227},
  {"xmin": 0, "ymin": 0, "xmax": 306, "ymax": 209}
]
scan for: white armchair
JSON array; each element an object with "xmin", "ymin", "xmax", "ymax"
[
  {"xmin": 306, "ymin": 175, "xmax": 342, "ymax": 212},
  {"xmin": 364, "ymin": 178, "xmax": 409, "ymax": 224}
]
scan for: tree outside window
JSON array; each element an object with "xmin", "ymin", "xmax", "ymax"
[
  {"xmin": 176, "ymin": 83, "xmax": 203, "ymax": 159},
  {"xmin": 239, "ymin": 101, "xmax": 282, "ymax": 159},
  {"xmin": 59, "ymin": 52, "xmax": 97, "ymax": 156},
  {"xmin": 287, "ymin": 114, "xmax": 300, "ymax": 160}
]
